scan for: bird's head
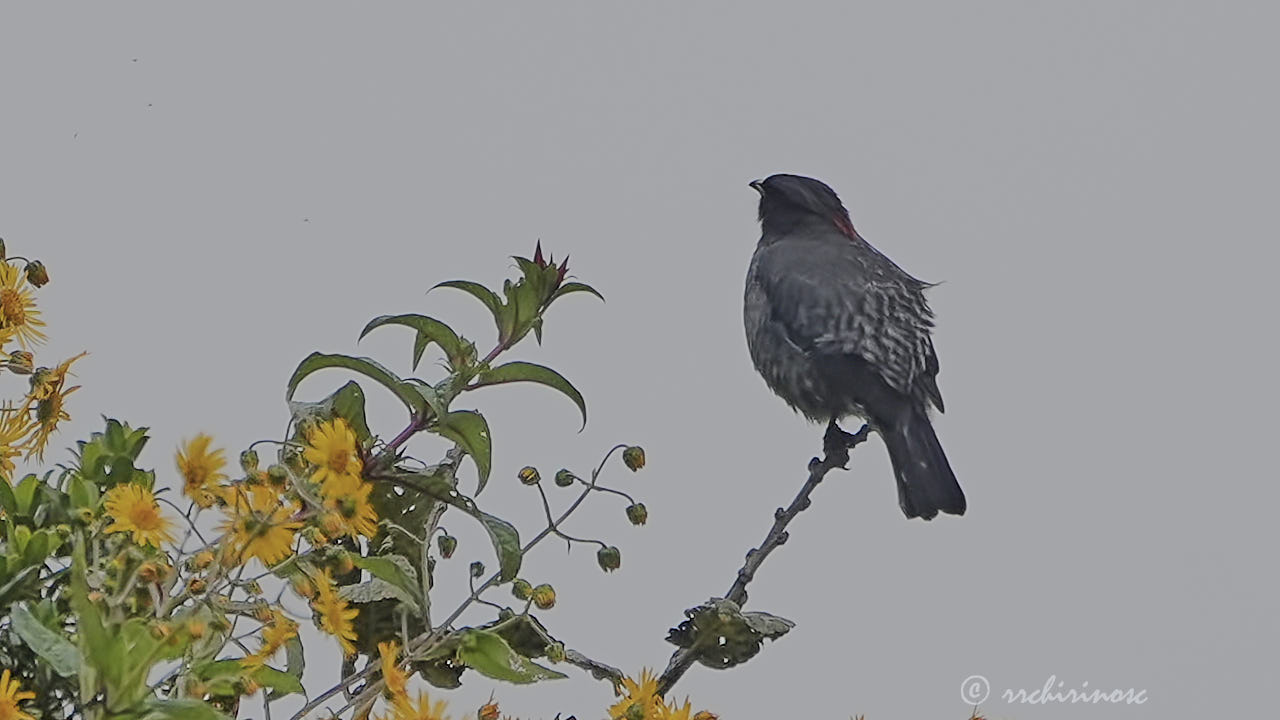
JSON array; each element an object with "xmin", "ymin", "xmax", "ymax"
[{"xmin": 750, "ymin": 174, "xmax": 857, "ymax": 239}]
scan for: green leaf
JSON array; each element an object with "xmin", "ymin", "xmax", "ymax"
[
  {"xmin": 360, "ymin": 314, "xmax": 466, "ymax": 371},
  {"xmin": 549, "ymin": 281, "xmax": 605, "ymax": 304},
  {"xmin": 477, "ymin": 512, "xmax": 521, "ymax": 582},
  {"xmin": 393, "ymin": 471, "xmax": 521, "ymax": 581},
  {"xmin": 455, "ymin": 629, "xmax": 567, "ymax": 684},
  {"xmin": 286, "ymin": 352, "xmax": 427, "ymax": 419},
  {"xmin": 142, "ymin": 699, "xmax": 233, "ymax": 720},
  {"xmin": 434, "ymin": 410, "xmax": 492, "ymax": 493},
  {"xmin": 253, "ymin": 665, "xmax": 305, "ymax": 697},
  {"xmin": 22, "ymin": 529, "xmax": 54, "ymax": 566},
  {"xmin": 11, "ymin": 603, "xmax": 80, "ymax": 677},
  {"xmin": 433, "ymin": 280, "xmax": 506, "ymax": 336},
  {"xmin": 470, "ymin": 361, "xmax": 586, "ymax": 429},
  {"xmin": 68, "ymin": 473, "xmax": 99, "ymax": 510},
  {"xmin": 665, "ymin": 598, "xmax": 795, "ymax": 670},
  {"xmin": 13, "ymin": 474, "xmax": 39, "ymax": 515},
  {"xmin": 270, "ymin": 635, "xmax": 306, "ymax": 701},
  {"xmin": 330, "ymin": 381, "xmax": 373, "ymax": 443},
  {"xmin": 351, "ymin": 555, "xmax": 422, "ymax": 611},
  {"xmin": 0, "ymin": 479, "xmax": 15, "ymax": 516}
]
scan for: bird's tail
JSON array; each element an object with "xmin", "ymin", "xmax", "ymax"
[{"xmin": 881, "ymin": 409, "xmax": 966, "ymax": 520}]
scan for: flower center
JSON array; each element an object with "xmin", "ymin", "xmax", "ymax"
[
  {"xmin": 328, "ymin": 448, "xmax": 352, "ymax": 473},
  {"xmin": 129, "ymin": 503, "xmax": 163, "ymax": 531},
  {"xmin": 0, "ymin": 289, "xmax": 25, "ymax": 326}
]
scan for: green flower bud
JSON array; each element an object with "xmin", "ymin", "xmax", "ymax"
[
  {"xmin": 240, "ymin": 449, "xmax": 260, "ymax": 472},
  {"xmin": 25, "ymin": 261, "xmax": 50, "ymax": 288},
  {"xmin": 545, "ymin": 641, "xmax": 565, "ymax": 663},
  {"xmin": 469, "ymin": 561, "xmax": 485, "ymax": 578},
  {"xmin": 282, "ymin": 447, "xmax": 306, "ymax": 474},
  {"xmin": 622, "ymin": 446, "xmax": 645, "ymax": 471},
  {"xmin": 554, "ymin": 469, "xmax": 577, "ymax": 488},
  {"xmin": 531, "ymin": 583, "xmax": 556, "ymax": 610},
  {"xmin": 267, "ymin": 464, "xmax": 289, "ymax": 486},
  {"xmin": 511, "ymin": 578, "xmax": 533, "ymax": 600},
  {"xmin": 517, "ymin": 466, "xmax": 541, "ymax": 485},
  {"xmin": 626, "ymin": 701, "xmax": 646, "ymax": 720},
  {"xmin": 5, "ymin": 351, "xmax": 33, "ymax": 375},
  {"xmin": 625, "ymin": 503, "xmax": 648, "ymax": 526},
  {"xmin": 437, "ymin": 534, "xmax": 458, "ymax": 559},
  {"xmin": 0, "ymin": 238, "xmax": 6, "ymax": 259},
  {"xmin": 597, "ymin": 545, "xmax": 621, "ymax": 573}
]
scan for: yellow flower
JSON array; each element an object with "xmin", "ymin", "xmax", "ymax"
[
  {"xmin": 304, "ymin": 418, "xmax": 363, "ymax": 491},
  {"xmin": 610, "ymin": 669, "xmax": 662, "ymax": 720},
  {"xmin": 386, "ymin": 689, "xmax": 450, "ymax": 720},
  {"xmin": 177, "ymin": 434, "xmax": 228, "ymax": 509},
  {"xmin": 658, "ymin": 700, "xmax": 715, "ymax": 720},
  {"xmin": 0, "ymin": 262, "xmax": 46, "ymax": 351},
  {"xmin": 243, "ymin": 610, "xmax": 298, "ymax": 668},
  {"xmin": 220, "ymin": 485, "xmax": 302, "ymax": 567},
  {"xmin": 378, "ymin": 641, "xmax": 409, "ymax": 700},
  {"xmin": 313, "ymin": 569, "xmax": 359, "ymax": 656},
  {"xmin": 320, "ymin": 472, "xmax": 379, "ymax": 539},
  {"xmin": 25, "ymin": 352, "xmax": 87, "ymax": 461},
  {"xmin": 0, "ymin": 404, "xmax": 34, "ymax": 482},
  {"xmin": 103, "ymin": 483, "xmax": 176, "ymax": 548},
  {"xmin": 0, "ymin": 668, "xmax": 36, "ymax": 720}
]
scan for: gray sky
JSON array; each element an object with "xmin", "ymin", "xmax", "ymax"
[{"xmin": 4, "ymin": 2, "xmax": 1277, "ymax": 718}]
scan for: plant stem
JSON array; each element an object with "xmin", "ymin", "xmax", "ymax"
[{"xmin": 655, "ymin": 423, "xmax": 870, "ymax": 696}]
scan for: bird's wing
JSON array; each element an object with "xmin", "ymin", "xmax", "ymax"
[{"xmin": 757, "ymin": 239, "xmax": 942, "ymax": 409}]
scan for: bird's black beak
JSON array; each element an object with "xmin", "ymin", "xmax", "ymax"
[{"xmin": 749, "ymin": 179, "xmax": 764, "ymax": 194}]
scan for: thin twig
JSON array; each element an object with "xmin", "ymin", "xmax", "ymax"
[{"xmin": 655, "ymin": 423, "xmax": 870, "ymax": 696}]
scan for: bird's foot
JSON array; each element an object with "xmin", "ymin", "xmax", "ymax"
[{"xmin": 823, "ymin": 420, "xmax": 870, "ymax": 469}]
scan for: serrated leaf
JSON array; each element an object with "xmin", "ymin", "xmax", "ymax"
[
  {"xmin": 434, "ymin": 410, "xmax": 492, "ymax": 493},
  {"xmin": 360, "ymin": 314, "xmax": 466, "ymax": 371},
  {"xmin": 351, "ymin": 555, "xmax": 422, "ymax": 610},
  {"xmin": 143, "ymin": 698, "xmax": 233, "ymax": 720},
  {"xmin": 470, "ymin": 361, "xmax": 586, "ymax": 429},
  {"xmin": 456, "ymin": 629, "xmax": 567, "ymax": 684},
  {"xmin": 286, "ymin": 352, "xmax": 427, "ymax": 420},
  {"xmin": 11, "ymin": 604, "xmax": 79, "ymax": 677},
  {"xmin": 549, "ymin": 281, "xmax": 605, "ymax": 304}
]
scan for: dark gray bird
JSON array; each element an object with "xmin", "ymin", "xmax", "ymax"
[{"xmin": 744, "ymin": 174, "xmax": 965, "ymax": 520}]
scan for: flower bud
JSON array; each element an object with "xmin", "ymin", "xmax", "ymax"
[
  {"xmin": 192, "ymin": 550, "xmax": 215, "ymax": 570},
  {"xmin": 74, "ymin": 507, "xmax": 95, "ymax": 525},
  {"xmin": 246, "ymin": 580, "xmax": 264, "ymax": 596},
  {"xmin": 469, "ymin": 560, "xmax": 485, "ymax": 578},
  {"xmin": 625, "ymin": 701, "xmax": 646, "ymax": 720},
  {"xmin": 545, "ymin": 641, "xmax": 565, "ymax": 663},
  {"xmin": 531, "ymin": 583, "xmax": 556, "ymax": 610},
  {"xmin": 28, "ymin": 367, "xmax": 53, "ymax": 400},
  {"xmin": 692, "ymin": 712, "xmax": 719, "ymax": 720},
  {"xmin": 517, "ymin": 466, "xmax": 540, "ymax": 485},
  {"xmin": 333, "ymin": 551, "xmax": 354, "ymax": 575},
  {"xmin": 187, "ymin": 620, "xmax": 207, "ymax": 639},
  {"xmin": 291, "ymin": 576, "xmax": 316, "ymax": 599},
  {"xmin": 622, "ymin": 446, "xmax": 645, "ymax": 471},
  {"xmin": 187, "ymin": 578, "xmax": 207, "ymax": 594},
  {"xmin": 150, "ymin": 622, "xmax": 173, "ymax": 640},
  {"xmin": 554, "ymin": 469, "xmax": 577, "ymax": 488},
  {"xmin": 625, "ymin": 503, "xmax": 648, "ymax": 526},
  {"xmin": 240, "ymin": 449, "xmax": 260, "ymax": 472},
  {"xmin": 478, "ymin": 702, "xmax": 500, "ymax": 720},
  {"xmin": 25, "ymin": 261, "xmax": 49, "ymax": 288},
  {"xmin": 511, "ymin": 578, "xmax": 532, "ymax": 600},
  {"xmin": 5, "ymin": 351, "xmax": 33, "ymax": 375},
  {"xmin": 437, "ymin": 533, "xmax": 457, "ymax": 559},
  {"xmin": 597, "ymin": 545, "xmax": 621, "ymax": 573}
]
